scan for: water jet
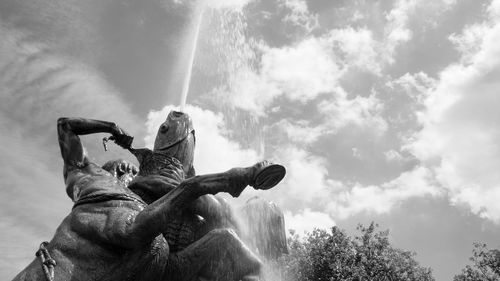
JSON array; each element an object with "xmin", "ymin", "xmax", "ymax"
[{"xmin": 179, "ymin": 3, "xmax": 204, "ymax": 112}]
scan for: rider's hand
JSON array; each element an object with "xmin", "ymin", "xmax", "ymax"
[
  {"xmin": 110, "ymin": 125, "xmax": 134, "ymax": 149},
  {"xmin": 103, "ymin": 159, "xmax": 138, "ymax": 177},
  {"xmin": 102, "ymin": 159, "xmax": 138, "ymax": 186},
  {"xmin": 117, "ymin": 160, "xmax": 139, "ymax": 177}
]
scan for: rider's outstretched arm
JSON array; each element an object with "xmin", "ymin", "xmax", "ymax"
[{"xmin": 57, "ymin": 117, "xmax": 132, "ymax": 178}]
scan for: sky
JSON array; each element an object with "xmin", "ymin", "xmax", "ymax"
[{"xmin": 0, "ymin": 0, "xmax": 500, "ymax": 280}]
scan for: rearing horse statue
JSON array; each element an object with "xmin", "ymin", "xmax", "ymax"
[{"xmin": 12, "ymin": 111, "xmax": 286, "ymax": 281}]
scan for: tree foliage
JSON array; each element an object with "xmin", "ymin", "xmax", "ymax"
[
  {"xmin": 454, "ymin": 243, "xmax": 500, "ymax": 281},
  {"xmin": 277, "ymin": 222, "xmax": 435, "ymax": 281}
]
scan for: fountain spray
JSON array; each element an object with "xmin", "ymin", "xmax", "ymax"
[
  {"xmin": 172, "ymin": 1, "xmax": 288, "ymax": 280},
  {"xmin": 179, "ymin": 3, "xmax": 205, "ymax": 112}
]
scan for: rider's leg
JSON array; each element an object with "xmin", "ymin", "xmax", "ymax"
[{"xmin": 128, "ymin": 167, "xmax": 254, "ymax": 248}]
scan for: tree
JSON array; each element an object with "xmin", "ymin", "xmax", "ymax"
[
  {"xmin": 277, "ymin": 222, "xmax": 435, "ymax": 281},
  {"xmin": 454, "ymin": 243, "xmax": 500, "ymax": 281}
]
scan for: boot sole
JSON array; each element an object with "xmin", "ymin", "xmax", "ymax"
[{"xmin": 253, "ymin": 164, "xmax": 286, "ymax": 190}]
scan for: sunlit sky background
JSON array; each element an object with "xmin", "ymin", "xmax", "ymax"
[{"xmin": 1, "ymin": 0, "xmax": 500, "ymax": 280}]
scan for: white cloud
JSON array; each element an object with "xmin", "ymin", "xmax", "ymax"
[
  {"xmin": 384, "ymin": 149, "xmax": 404, "ymax": 162},
  {"xmin": 260, "ymin": 37, "xmax": 340, "ymax": 102},
  {"xmin": 284, "ymin": 209, "xmax": 335, "ymax": 235},
  {"xmin": 407, "ymin": 0, "xmax": 500, "ymax": 221},
  {"xmin": 279, "ymin": 0, "xmax": 319, "ymax": 33},
  {"xmin": 210, "ymin": 0, "xmax": 459, "ymax": 117},
  {"xmin": 387, "ymin": 72, "xmax": 436, "ymax": 104},
  {"xmin": 268, "ymin": 149, "xmax": 439, "ymax": 221},
  {"xmin": 191, "ymin": 0, "xmax": 481, "ymax": 229},
  {"xmin": 385, "ymin": 0, "xmax": 416, "ymax": 52},
  {"xmin": 235, "ymin": 53, "xmax": 387, "ymax": 145},
  {"xmin": 149, "ymin": 0, "xmax": 500, "ymax": 230},
  {"xmin": 273, "ymin": 146, "xmax": 333, "ymax": 204},
  {"xmin": 351, "ymin": 148, "xmax": 362, "ymax": 159},
  {"xmin": 383, "ymin": 0, "xmax": 458, "ymax": 64},
  {"xmin": 221, "ymin": 69, "xmax": 280, "ymax": 116},
  {"xmin": 219, "ymin": 35, "xmax": 341, "ymax": 115},
  {"xmin": 328, "ymin": 166, "xmax": 440, "ymax": 219},
  {"xmin": 274, "ymin": 119, "xmax": 325, "ymax": 144},
  {"xmin": 250, "ymin": 140, "xmax": 442, "ymax": 223},
  {"xmin": 489, "ymin": 0, "xmax": 500, "ymax": 20},
  {"xmin": 449, "ymin": 0, "xmax": 500, "ymax": 64},
  {"xmin": 328, "ymin": 27, "xmax": 381, "ymax": 74},
  {"xmin": 267, "ymin": 93, "xmax": 388, "ymax": 146},
  {"xmin": 449, "ymin": 24, "xmax": 490, "ymax": 64},
  {"xmin": 318, "ymin": 91, "xmax": 388, "ymax": 136}
]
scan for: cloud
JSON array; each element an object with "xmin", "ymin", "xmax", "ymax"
[
  {"xmin": 449, "ymin": 24, "xmax": 490, "ymax": 64},
  {"xmin": 407, "ymin": 0, "xmax": 500, "ymax": 221},
  {"xmin": 207, "ymin": 23, "xmax": 347, "ymax": 115},
  {"xmin": 195, "ymin": 0, "xmax": 491, "ymax": 228},
  {"xmin": 385, "ymin": 0, "xmax": 417, "ymax": 54},
  {"xmin": 318, "ymin": 91, "xmax": 388, "ymax": 136},
  {"xmin": 262, "ymin": 145, "xmax": 439, "ymax": 222},
  {"xmin": 387, "ymin": 72, "xmax": 436, "ymax": 104},
  {"xmin": 213, "ymin": 31, "xmax": 387, "ymax": 143},
  {"xmin": 284, "ymin": 209, "xmax": 336, "ymax": 235},
  {"xmin": 272, "ymin": 119, "xmax": 325, "ymax": 144},
  {"xmin": 384, "ymin": 149, "xmax": 405, "ymax": 162},
  {"xmin": 271, "ymin": 146, "xmax": 335, "ymax": 205},
  {"xmin": 260, "ymin": 36, "xmax": 340, "ymax": 102},
  {"xmin": 328, "ymin": 27, "xmax": 381, "ymax": 74},
  {"xmin": 382, "ymin": 72, "xmax": 436, "ymax": 138},
  {"xmin": 278, "ymin": 0, "xmax": 319, "ymax": 33},
  {"xmin": 491, "ymin": 0, "xmax": 500, "ymax": 19},
  {"xmin": 272, "ymin": 89, "xmax": 388, "ymax": 145},
  {"xmin": 217, "ymin": 35, "xmax": 341, "ymax": 115},
  {"xmin": 383, "ymin": 0, "xmax": 458, "ymax": 64},
  {"xmin": 328, "ymin": 166, "xmax": 440, "ymax": 219}
]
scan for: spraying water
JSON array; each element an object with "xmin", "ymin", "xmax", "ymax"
[
  {"xmin": 179, "ymin": 4, "xmax": 205, "ymax": 112},
  {"xmin": 178, "ymin": 0, "xmax": 250, "ymax": 112},
  {"xmin": 164, "ymin": 1, "xmax": 286, "ymax": 279}
]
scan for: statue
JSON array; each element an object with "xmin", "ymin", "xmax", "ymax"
[{"xmin": 12, "ymin": 112, "xmax": 286, "ymax": 281}]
